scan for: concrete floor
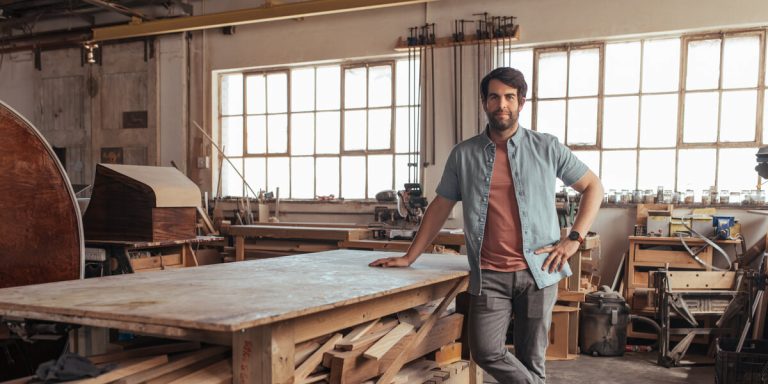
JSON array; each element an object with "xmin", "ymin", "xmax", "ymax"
[{"xmin": 483, "ymin": 352, "xmax": 714, "ymax": 383}]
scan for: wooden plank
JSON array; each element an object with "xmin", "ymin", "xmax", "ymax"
[
  {"xmin": 233, "ymin": 321, "xmax": 294, "ymax": 384},
  {"xmin": 363, "ymin": 323, "xmax": 414, "ymax": 360},
  {"xmin": 144, "ymin": 355, "xmax": 227, "ymax": 384},
  {"xmin": 227, "ymin": 225, "xmax": 369, "ymax": 241},
  {"xmin": 656, "ymin": 271, "xmax": 737, "ymax": 290},
  {"xmin": 116, "ymin": 346, "xmax": 229, "ymax": 384},
  {"xmin": 235, "ymin": 236, "xmax": 245, "ymax": 262},
  {"xmin": 71, "ymin": 355, "xmax": 169, "ymax": 384},
  {"xmin": 431, "ymin": 342, "xmax": 462, "ymax": 366},
  {"xmin": 130, "ymin": 254, "xmax": 183, "ymax": 271},
  {"xmin": 633, "ymin": 249, "xmax": 705, "ymax": 266},
  {"xmin": 327, "ymin": 313, "xmax": 464, "ymax": 384},
  {"xmin": 376, "ymin": 277, "xmax": 468, "ymax": 384},
  {"xmin": 88, "ymin": 341, "xmax": 200, "ymax": 364},
  {"xmin": 302, "ymin": 372, "xmax": 329, "ymax": 383},
  {"xmin": 295, "ymin": 338, "xmax": 323, "ymax": 367},
  {"xmin": 0, "ymin": 375, "xmax": 34, "ymax": 384},
  {"xmin": 335, "ymin": 323, "xmax": 398, "ymax": 352},
  {"xmin": 167, "ymin": 358, "xmax": 232, "ymax": 384},
  {"xmin": 294, "ymin": 333, "xmax": 341, "ymax": 382},
  {"xmin": 338, "ymin": 319, "xmax": 380, "ymax": 345}
]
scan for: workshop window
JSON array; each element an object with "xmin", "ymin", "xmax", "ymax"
[
  {"xmin": 217, "ymin": 58, "xmax": 420, "ymax": 200},
  {"xmin": 502, "ymin": 28, "xmax": 767, "ymax": 197}
]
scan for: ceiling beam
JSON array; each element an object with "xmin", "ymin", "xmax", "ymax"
[
  {"xmin": 80, "ymin": 0, "xmax": 153, "ymax": 20},
  {"xmin": 92, "ymin": 0, "xmax": 436, "ymax": 41}
]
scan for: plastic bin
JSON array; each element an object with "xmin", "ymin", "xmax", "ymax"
[{"xmin": 716, "ymin": 338, "xmax": 768, "ymax": 384}]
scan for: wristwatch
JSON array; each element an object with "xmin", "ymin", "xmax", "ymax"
[{"xmin": 568, "ymin": 230, "xmax": 584, "ymax": 244}]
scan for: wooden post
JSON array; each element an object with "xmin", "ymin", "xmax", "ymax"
[
  {"xmin": 236, "ymin": 235, "xmax": 245, "ymax": 262},
  {"xmin": 233, "ymin": 321, "xmax": 295, "ymax": 384}
]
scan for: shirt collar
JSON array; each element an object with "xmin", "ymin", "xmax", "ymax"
[{"xmin": 481, "ymin": 124, "xmax": 527, "ymax": 148}]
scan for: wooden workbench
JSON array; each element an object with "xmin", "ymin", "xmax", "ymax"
[
  {"xmin": 86, "ymin": 236, "xmax": 225, "ymax": 274},
  {"xmin": 225, "ymin": 224, "xmax": 466, "ymax": 261},
  {"xmin": 0, "ymin": 250, "xmax": 469, "ymax": 383}
]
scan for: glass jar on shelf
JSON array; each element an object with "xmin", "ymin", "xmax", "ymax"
[
  {"xmin": 663, "ymin": 190, "xmax": 673, "ymax": 204},
  {"xmin": 644, "ymin": 189, "xmax": 656, "ymax": 204},
  {"xmin": 720, "ymin": 190, "xmax": 730, "ymax": 204},
  {"xmin": 632, "ymin": 189, "xmax": 642, "ymax": 204},
  {"xmin": 756, "ymin": 190, "xmax": 765, "ymax": 206},
  {"xmin": 730, "ymin": 191, "xmax": 741, "ymax": 205},
  {"xmin": 701, "ymin": 189, "xmax": 711, "ymax": 205},
  {"xmin": 607, "ymin": 189, "xmax": 617, "ymax": 204},
  {"xmin": 620, "ymin": 190, "xmax": 630, "ymax": 204},
  {"xmin": 684, "ymin": 189, "xmax": 694, "ymax": 204},
  {"xmin": 710, "ymin": 188, "xmax": 719, "ymax": 205},
  {"xmin": 742, "ymin": 190, "xmax": 752, "ymax": 205}
]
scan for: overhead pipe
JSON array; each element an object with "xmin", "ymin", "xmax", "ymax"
[{"xmin": 92, "ymin": 0, "xmax": 438, "ymax": 42}]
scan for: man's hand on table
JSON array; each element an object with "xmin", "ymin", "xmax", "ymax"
[{"xmin": 369, "ymin": 255, "xmax": 413, "ymax": 268}]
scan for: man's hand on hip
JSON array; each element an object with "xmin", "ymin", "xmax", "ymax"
[
  {"xmin": 535, "ymin": 240, "xmax": 580, "ymax": 273},
  {"xmin": 369, "ymin": 255, "xmax": 413, "ymax": 268}
]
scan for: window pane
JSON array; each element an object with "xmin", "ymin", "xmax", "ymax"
[
  {"xmin": 368, "ymin": 154, "xmax": 393, "ymax": 197},
  {"xmin": 638, "ymin": 149, "xmax": 675, "ymax": 190},
  {"xmin": 683, "ymin": 92, "xmax": 718, "ymax": 143},
  {"xmin": 246, "ymin": 75, "xmax": 265, "ymax": 114},
  {"xmin": 640, "ymin": 94, "xmax": 678, "ymax": 147},
  {"xmin": 244, "ymin": 158, "xmax": 265, "ymax": 197},
  {"xmin": 508, "ymin": 49, "xmax": 534, "ymax": 97},
  {"xmin": 291, "ymin": 68, "xmax": 315, "ymax": 112},
  {"xmin": 603, "ymin": 96, "xmax": 639, "ymax": 148},
  {"xmin": 396, "ymin": 58, "xmax": 420, "ymax": 106},
  {"xmin": 567, "ymin": 98, "xmax": 598, "ymax": 146},
  {"xmin": 246, "ymin": 116, "xmax": 266, "ymax": 154},
  {"xmin": 267, "ymin": 73, "xmax": 287, "ymax": 113},
  {"xmin": 221, "ymin": 73, "xmax": 243, "ymax": 116},
  {"xmin": 573, "ymin": 150, "xmax": 600, "ymax": 176},
  {"xmin": 267, "ymin": 157, "xmax": 290, "ymax": 195},
  {"xmin": 520, "ymin": 101, "xmax": 532, "ymax": 129},
  {"xmin": 368, "ymin": 108, "xmax": 391, "ymax": 150},
  {"xmin": 369, "ymin": 65, "xmax": 392, "ymax": 108},
  {"xmin": 642, "ymin": 38, "xmax": 680, "ymax": 93},
  {"xmin": 344, "ymin": 110, "xmax": 366, "ymax": 150},
  {"xmin": 267, "ymin": 114, "xmax": 288, "ymax": 153},
  {"xmin": 764, "ymin": 90, "xmax": 768, "ymax": 144},
  {"xmin": 222, "ymin": 116, "xmax": 243, "ymax": 157},
  {"xmin": 605, "ymin": 42, "xmax": 640, "ymax": 95},
  {"xmin": 291, "ymin": 157, "xmax": 314, "ymax": 198},
  {"xmin": 536, "ymin": 100, "xmax": 565, "ymax": 142},
  {"xmin": 291, "ymin": 113, "xmax": 314, "ymax": 155},
  {"xmin": 677, "ymin": 149, "xmax": 716, "ymax": 192},
  {"xmin": 316, "ymin": 157, "xmax": 339, "ymax": 197},
  {"xmin": 718, "ymin": 148, "xmax": 758, "ymax": 192},
  {"xmin": 345, "ymin": 67, "xmax": 366, "ymax": 108},
  {"xmin": 686, "ymin": 39, "xmax": 721, "ymax": 91},
  {"xmin": 222, "ymin": 157, "xmax": 243, "ymax": 197},
  {"xmin": 601, "ymin": 150, "xmax": 637, "ymax": 190},
  {"xmin": 395, "ymin": 106, "xmax": 420, "ymax": 153},
  {"xmin": 395, "ymin": 154, "xmax": 419, "ymax": 190},
  {"xmin": 316, "ymin": 111, "xmax": 340, "ymax": 154},
  {"xmin": 723, "ymin": 36, "xmax": 760, "ymax": 89},
  {"xmin": 568, "ymin": 48, "xmax": 599, "ymax": 97},
  {"xmin": 316, "ymin": 66, "xmax": 340, "ymax": 110},
  {"xmin": 341, "ymin": 156, "xmax": 365, "ymax": 198},
  {"xmin": 720, "ymin": 90, "xmax": 757, "ymax": 142},
  {"xmin": 537, "ymin": 51, "xmax": 567, "ymax": 98}
]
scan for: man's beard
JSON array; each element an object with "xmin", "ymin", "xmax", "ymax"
[{"xmin": 486, "ymin": 109, "xmax": 518, "ymax": 132}]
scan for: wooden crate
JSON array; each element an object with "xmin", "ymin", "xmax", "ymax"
[{"xmin": 546, "ymin": 305, "xmax": 579, "ymax": 360}]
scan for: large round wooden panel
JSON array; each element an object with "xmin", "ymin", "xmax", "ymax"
[{"xmin": 0, "ymin": 101, "xmax": 83, "ymax": 288}]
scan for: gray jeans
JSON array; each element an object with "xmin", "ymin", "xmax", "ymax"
[{"xmin": 468, "ymin": 269, "xmax": 558, "ymax": 384}]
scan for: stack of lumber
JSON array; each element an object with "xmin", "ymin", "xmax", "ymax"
[{"xmin": 1, "ymin": 305, "xmax": 467, "ymax": 384}]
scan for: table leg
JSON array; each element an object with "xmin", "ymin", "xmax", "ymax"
[
  {"xmin": 236, "ymin": 236, "xmax": 245, "ymax": 262},
  {"xmin": 233, "ymin": 321, "xmax": 294, "ymax": 384}
]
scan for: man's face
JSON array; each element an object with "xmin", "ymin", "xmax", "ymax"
[{"xmin": 483, "ymin": 79, "xmax": 525, "ymax": 133}]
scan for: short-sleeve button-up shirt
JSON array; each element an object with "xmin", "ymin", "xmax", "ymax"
[{"xmin": 436, "ymin": 126, "xmax": 588, "ymax": 295}]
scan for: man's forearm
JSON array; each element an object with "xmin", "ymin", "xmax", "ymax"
[
  {"xmin": 571, "ymin": 181, "xmax": 603, "ymax": 237},
  {"xmin": 404, "ymin": 197, "xmax": 456, "ymax": 262}
]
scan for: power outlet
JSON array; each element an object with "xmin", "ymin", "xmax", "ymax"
[{"xmin": 197, "ymin": 156, "xmax": 210, "ymax": 169}]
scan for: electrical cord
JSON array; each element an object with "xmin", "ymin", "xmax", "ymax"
[{"xmin": 678, "ymin": 216, "xmax": 732, "ymax": 271}]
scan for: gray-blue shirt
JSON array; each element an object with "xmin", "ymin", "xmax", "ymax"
[{"xmin": 436, "ymin": 126, "xmax": 589, "ymax": 295}]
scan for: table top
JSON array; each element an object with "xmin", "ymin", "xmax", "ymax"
[
  {"xmin": 628, "ymin": 236, "xmax": 743, "ymax": 244},
  {"xmin": 0, "ymin": 250, "xmax": 468, "ymax": 332}
]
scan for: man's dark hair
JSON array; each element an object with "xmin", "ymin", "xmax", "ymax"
[{"xmin": 480, "ymin": 67, "xmax": 528, "ymax": 102}]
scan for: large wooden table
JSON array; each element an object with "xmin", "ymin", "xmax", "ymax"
[{"xmin": 0, "ymin": 250, "xmax": 469, "ymax": 383}]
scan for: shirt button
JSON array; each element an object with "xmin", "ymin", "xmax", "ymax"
[{"xmin": 485, "ymin": 177, "xmax": 489, "ymax": 182}]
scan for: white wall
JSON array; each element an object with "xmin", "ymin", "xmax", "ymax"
[{"xmin": 0, "ymin": 52, "xmax": 37, "ymax": 120}]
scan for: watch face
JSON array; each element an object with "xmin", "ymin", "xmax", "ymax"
[{"xmin": 569, "ymin": 231, "xmax": 579, "ymax": 241}]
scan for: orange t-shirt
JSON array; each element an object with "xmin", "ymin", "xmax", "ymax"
[{"xmin": 480, "ymin": 139, "xmax": 528, "ymax": 272}]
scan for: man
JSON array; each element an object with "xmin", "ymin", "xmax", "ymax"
[{"xmin": 370, "ymin": 67, "xmax": 603, "ymax": 383}]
